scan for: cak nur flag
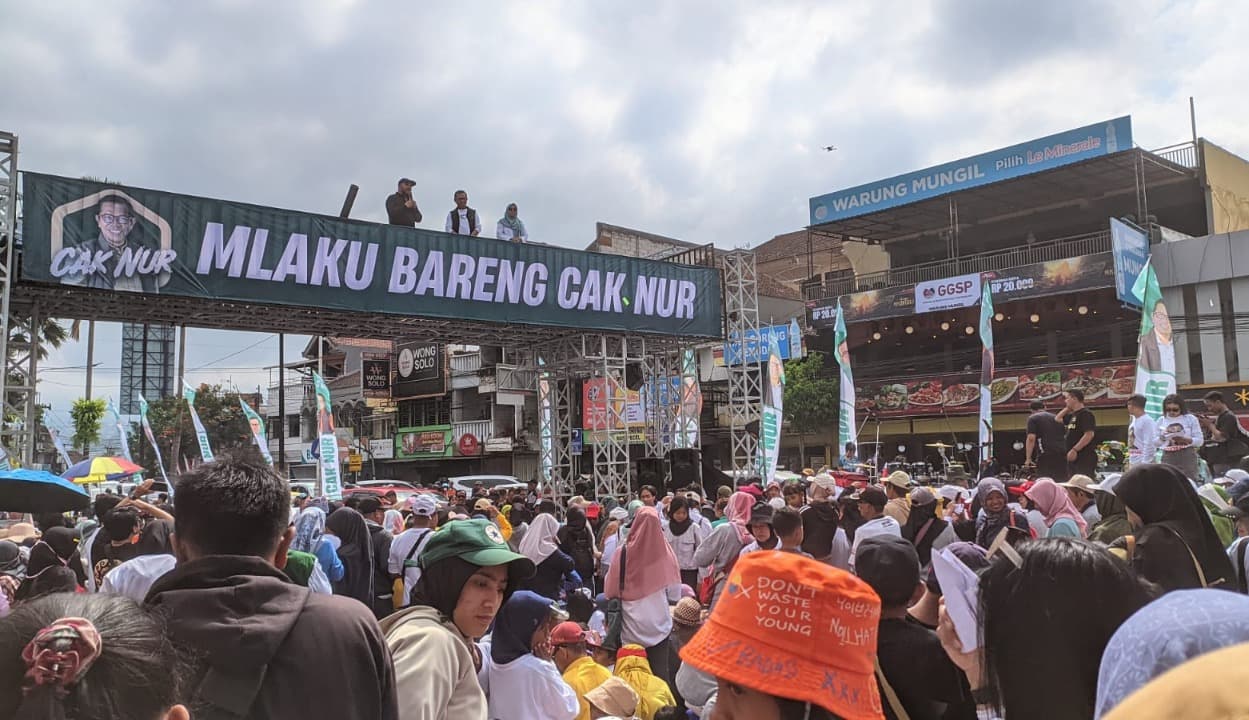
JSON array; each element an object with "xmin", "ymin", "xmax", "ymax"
[
  {"xmin": 756, "ymin": 332, "xmax": 786, "ymax": 481},
  {"xmin": 833, "ymin": 300, "xmax": 856, "ymax": 457},
  {"xmin": 239, "ymin": 397, "xmax": 274, "ymax": 466},
  {"xmin": 1132, "ymin": 259, "xmax": 1174, "ymax": 418},
  {"xmin": 138, "ymin": 394, "xmax": 170, "ymax": 486},
  {"xmin": 182, "ymin": 380, "xmax": 215, "ymax": 463},
  {"xmin": 313, "ymin": 371, "xmax": 343, "ymax": 500},
  {"xmin": 978, "ymin": 281, "xmax": 994, "ymax": 465}
]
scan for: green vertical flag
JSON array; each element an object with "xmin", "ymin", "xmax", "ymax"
[
  {"xmin": 239, "ymin": 397, "xmax": 274, "ymax": 466},
  {"xmin": 1132, "ymin": 259, "xmax": 1174, "ymax": 419},
  {"xmin": 978, "ymin": 281, "xmax": 994, "ymax": 466},
  {"xmin": 138, "ymin": 394, "xmax": 171, "ymax": 486},
  {"xmin": 833, "ymin": 300, "xmax": 856, "ymax": 458},
  {"xmin": 182, "ymin": 380, "xmax": 215, "ymax": 463},
  {"xmin": 313, "ymin": 371, "xmax": 343, "ymax": 500},
  {"xmin": 755, "ymin": 333, "xmax": 786, "ymax": 481}
]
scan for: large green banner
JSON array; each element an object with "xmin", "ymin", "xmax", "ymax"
[{"xmin": 20, "ymin": 173, "xmax": 724, "ymax": 337}]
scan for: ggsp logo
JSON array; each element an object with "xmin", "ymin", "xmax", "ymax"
[{"xmin": 937, "ymin": 281, "xmax": 974, "ymax": 296}]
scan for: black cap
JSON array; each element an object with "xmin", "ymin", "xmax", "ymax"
[
  {"xmin": 853, "ymin": 486, "xmax": 887, "ymax": 510},
  {"xmin": 398, "ymin": 177, "xmax": 416, "ymax": 185},
  {"xmin": 356, "ymin": 496, "xmax": 383, "ymax": 515},
  {"xmin": 854, "ymin": 534, "xmax": 920, "ymax": 607},
  {"xmin": 749, "ymin": 503, "xmax": 774, "ymax": 525}
]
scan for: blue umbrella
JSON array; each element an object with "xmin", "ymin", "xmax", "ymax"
[{"xmin": 0, "ymin": 468, "xmax": 91, "ymax": 513}]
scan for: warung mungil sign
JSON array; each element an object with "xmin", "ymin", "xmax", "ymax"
[{"xmin": 21, "ymin": 173, "xmax": 724, "ymax": 337}]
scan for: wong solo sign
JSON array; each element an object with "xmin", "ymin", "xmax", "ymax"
[{"xmin": 22, "ymin": 173, "xmax": 723, "ymax": 337}]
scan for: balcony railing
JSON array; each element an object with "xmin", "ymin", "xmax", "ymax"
[
  {"xmin": 1151, "ymin": 142, "xmax": 1198, "ymax": 169},
  {"xmin": 453, "ymin": 420, "xmax": 493, "ymax": 443},
  {"xmin": 451, "ymin": 352, "xmax": 482, "ymax": 375},
  {"xmin": 803, "ymin": 229, "xmax": 1111, "ymax": 301}
]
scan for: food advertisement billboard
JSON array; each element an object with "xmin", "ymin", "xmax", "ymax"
[{"xmin": 856, "ymin": 360, "xmax": 1136, "ymax": 418}]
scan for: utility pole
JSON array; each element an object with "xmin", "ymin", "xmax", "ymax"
[
  {"xmin": 84, "ymin": 321, "xmax": 95, "ymax": 400},
  {"xmin": 278, "ymin": 333, "xmax": 286, "ymax": 474}
]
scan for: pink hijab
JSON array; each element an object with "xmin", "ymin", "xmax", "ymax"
[
  {"xmin": 1025, "ymin": 478, "xmax": 1088, "ymax": 535},
  {"xmin": 604, "ymin": 507, "xmax": 681, "ymax": 601},
  {"xmin": 726, "ymin": 491, "xmax": 755, "ymax": 543}
]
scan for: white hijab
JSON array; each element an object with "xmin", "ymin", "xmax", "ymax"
[{"xmin": 518, "ymin": 513, "xmax": 561, "ymax": 565}]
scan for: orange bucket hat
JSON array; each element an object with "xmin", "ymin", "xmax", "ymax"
[{"xmin": 679, "ymin": 552, "xmax": 884, "ymax": 720}]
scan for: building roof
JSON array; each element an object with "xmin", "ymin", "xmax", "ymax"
[
  {"xmin": 808, "ymin": 148, "xmax": 1196, "ymax": 243},
  {"xmin": 586, "ymin": 222, "xmax": 702, "ymax": 253}
]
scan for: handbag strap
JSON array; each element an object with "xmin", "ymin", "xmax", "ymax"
[
  {"xmin": 874, "ymin": 657, "xmax": 911, "ymax": 720},
  {"xmin": 1160, "ymin": 525, "xmax": 1210, "ymax": 588},
  {"xmin": 616, "ymin": 547, "xmax": 627, "ymax": 595}
]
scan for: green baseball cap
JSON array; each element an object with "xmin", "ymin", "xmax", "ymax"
[{"xmin": 418, "ymin": 518, "xmax": 535, "ymax": 581}]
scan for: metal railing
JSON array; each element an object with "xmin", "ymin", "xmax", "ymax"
[
  {"xmin": 450, "ymin": 352, "xmax": 482, "ymax": 375},
  {"xmin": 453, "ymin": 419, "xmax": 493, "ymax": 442},
  {"xmin": 803, "ymin": 229, "xmax": 1112, "ymax": 300},
  {"xmin": 1151, "ymin": 142, "xmax": 1198, "ymax": 169}
]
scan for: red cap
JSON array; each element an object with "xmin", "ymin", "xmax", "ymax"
[{"xmin": 550, "ymin": 621, "xmax": 587, "ymax": 646}]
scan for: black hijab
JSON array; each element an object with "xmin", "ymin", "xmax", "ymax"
[
  {"xmin": 1116, "ymin": 463, "xmax": 1234, "ymax": 590},
  {"xmin": 326, "ymin": 507, "xmax": 374, "ymax": 606},
  {"xmin": 902, "ymin": 492, "xmax": 942, "ymax": 567},
  {"xmin": 666, "ymin": 496, "xmax": 693, "ymax": 537}
]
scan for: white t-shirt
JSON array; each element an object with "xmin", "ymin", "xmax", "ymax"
[
  {"xmin": 486, "ymin": 653, "xmax": 579, "ymax": 720},
  {"xmin": 99, "ymin": 554, "xmax": 177, "ymax": 602},
  {"xmin": 622, "ymin": 585, "xmax": 680, "ymax": 648},
  {"xmin": 388, "ymin": 527, "xmax": 435, "ymax": 603},
  {"xmin": 1129, "ymin": 413, "xmax": 1160, "ymax": 464}
]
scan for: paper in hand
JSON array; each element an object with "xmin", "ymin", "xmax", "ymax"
[{"xmin": 932, "ymin": 546, "xmax": 981, "ymax": 653}]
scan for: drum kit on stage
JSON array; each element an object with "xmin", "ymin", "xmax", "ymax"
[{"xmin": 853, "ymin": 441, "xmax": 973, "ymax": 484}]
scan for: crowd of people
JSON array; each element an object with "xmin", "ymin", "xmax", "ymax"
[
  {"xmin": 3, "ymin": 433, "xmax": 1249, "ymax": 718},
  {"xmin": 386, "ymin": 179, "xmax": 528, "ymax": 243}
]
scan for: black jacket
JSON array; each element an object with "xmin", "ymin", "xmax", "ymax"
[
  {"xmin": 386, "ymin": 192, "xmax": 422, "ymax": 226},
  {"xmin": 366, "ymin": 521, "xmax": 394, "ymax": 605},
  {"xmin": 146, "ymin": 555, "xmax": 398, "ymax": 720},
  {"xmin": 520, "ymin": 549, "xmax": 576, "ymax": 601}
]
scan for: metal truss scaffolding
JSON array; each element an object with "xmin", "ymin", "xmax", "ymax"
[
  {"xmin": 639, "ymin": 344, "xmax": 671, "ymax": 484},
  {"xmin": 722, "ymin": 250, "xmax": 762, "ymax": 476},
  {"xmin": 0, "ymin": 133, "xmax": 35, "ymax": 465}
]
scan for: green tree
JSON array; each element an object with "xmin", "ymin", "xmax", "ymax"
[
  {"xmin": 783, "ymin": 352, "xmax": 839, "ymax": 464},
  {"xmin": 128, "ymin": 383, "xmax": 254, "ymax": 474},
  {"xmin": 69, "ymin": 398, "xmax": 106, "ymax": 454}
]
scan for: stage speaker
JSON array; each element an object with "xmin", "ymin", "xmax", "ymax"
[
  {"xmin": 635, "ymin": 457, "xmax": 665, "ymax": 494},
  {"xmin": 668, "ymin": 448, "xmax": 700, "ymax": 494},
  {"xmin": 625, "ymin": 363, "xmax": 645, "ymax": 391}
]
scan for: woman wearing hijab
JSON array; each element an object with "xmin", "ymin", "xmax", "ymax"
[
  {"xmin": 381, "ymin": 518, "xmax": 537, "ymax": 720},
  {"xmin": 496, "ymin": 203, "xmax": 529, "ymax": 243},
  {"xmin": 614, "ymin": 645, "xmax": 677, "ymax": 720},
  {"xmin": 0, "ymin": 540, "xmax": 22, "ymax": 614},
  {"xmin": 518, "ymin": 513, "xmax": 578, "ymax": 601},
  {"xmin": 292, "ymin": 506, "xmax": 345, "ymax": 583},
  {"xmin": 15, "ymin": 526, "xmax": 84, "ymax": 601},
  {"xmin": 1023, "ymin": 478, "xmax": 1088, "ymax": 538},
  {"xmin": 1095, "ymin": 589, "xmax": 1249, "ymax": 718},
  {"xmin": 693, "ymin": 491, "xmax": 753, "ymax": 608},
  {"xmin": 384, "ymin": 509, "xmax": 406, "ymax": 536},
  {"xmin": 1089, "ymin": 473, "xmax": 1133, "ymax": 546},
  {"xmin": 326, "ymin": 507, "xmax": 375, "ymax": 606},
  {"xmin": 974, "ymin": 478, "xmax": 1032, "ymax": 549},
  {"xmin": 1114, "ymin": 463, "xmax": 1234, "ymax": 590},
  {"xmin": 486, "ymin": 590, "xmax": 579, "ymax": 720},
  {"xmin": 902, "ymin": 487, "xmax": 956, "ymax": 573},
  {"xmin": 801, "ymin": 475, "xmax": 850, "ymax": 570},
  {"xmin": 597, "ymin": 506, "xmax": 628, "ymax": 595},
  {"xmin": 662, "ymin": 496, "xmax": 705, "ymax": 589},
  {"xmin": 606, "ymin": 507, "xmax": 681, "ymax": 685},
  {"xmin": 557, "ymin": 506, "xmax": 597, "ymax": 591}
]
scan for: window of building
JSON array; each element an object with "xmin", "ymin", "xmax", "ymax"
[
  {"xmin": 398, "ymin": 397, "xmax": 450, "ymax": 427},
  {"xmin": 1219, "ymin": 279, "xmax": 1240, "ymax": 383}
]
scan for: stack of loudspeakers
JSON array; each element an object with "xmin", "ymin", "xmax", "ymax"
[{"xmin": 667, "ymin": 448, "xmax": 700, "ymax": 494}]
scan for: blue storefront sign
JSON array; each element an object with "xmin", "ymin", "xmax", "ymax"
[
  {"xmin": 1110, "ymin": 217, "xmax": 1149, "ymax": 308},
  {"xmin": 810, "ymin": 116, "xmax": 1133, "ymax": 226},
  {"xmin": 723, "ymin": 320, "xmax": 803, "ymax": 365}
]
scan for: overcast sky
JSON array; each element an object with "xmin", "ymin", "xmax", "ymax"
[{"xmin": 5, "ymin": 0, "xmax": 1247, "ymax": 432}]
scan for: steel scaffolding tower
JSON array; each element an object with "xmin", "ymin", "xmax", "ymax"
[
  {"xmin": 0, "ymin": 133, "xmax": 36, "ymax": 465},
  {"xmin": 722, "ymin": 250, "xmax": 762, "ymax": 476},
  {"xmin": 119, "ymin": 323, "xmax": 176, "ymax": 414}
]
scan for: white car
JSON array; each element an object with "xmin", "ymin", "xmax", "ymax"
[{"xmin": 449, "ymin": 475, "xmax": 526, "ymax": 495}]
